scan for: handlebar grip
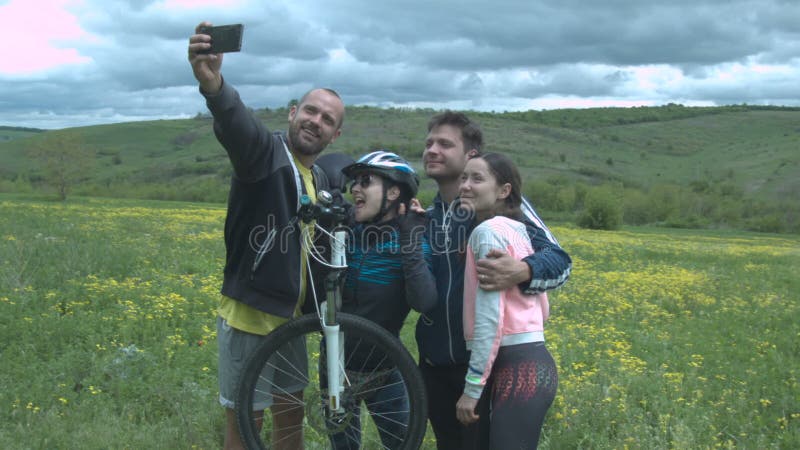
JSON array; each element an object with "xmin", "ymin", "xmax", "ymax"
[{"xmin": 298, "ymin": 191, "xmax": 347, "ymax": 225}]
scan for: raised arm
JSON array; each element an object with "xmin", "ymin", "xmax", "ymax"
[
  {"xmin": 188, "ymin": 21, "xmax": 223, "ymax": 95},
  {"xmin": 398, "ymin": 200, "xmax": 437, "ymax": 313},
  {"xmin": 187, "ymin": 21, "xmax": 275, "ymax": 182}
]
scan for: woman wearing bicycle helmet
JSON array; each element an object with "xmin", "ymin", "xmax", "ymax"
[{"xmin": 323, "ymin": 150, "xmax": 436, "ymax": 450}]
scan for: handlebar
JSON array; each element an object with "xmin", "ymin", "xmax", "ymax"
[{"xmin": 298, "ymin": 190, "xmax": 348, "ymax": 225}]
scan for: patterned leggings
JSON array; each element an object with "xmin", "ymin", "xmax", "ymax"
[{"xmin": 471, "ymin": 342, "xmax": 558, "ymax": 450}]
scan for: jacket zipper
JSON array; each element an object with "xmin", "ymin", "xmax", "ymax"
[
  {"xmin": 250, "ymin": 228, "xmax": 277, "ymax": 279},
  {"xmin": 442, "ymin": 201, "xmax": 456, "ymax": 364}
]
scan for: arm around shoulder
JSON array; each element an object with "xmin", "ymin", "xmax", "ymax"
[{"xmin": 519, "ymin": 226, "xmax": 572, "ymax": 293}]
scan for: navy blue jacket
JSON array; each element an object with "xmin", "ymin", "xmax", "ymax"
[{"xmin": 416, "ymin": 194, "xmax": 572, "ymax": 366}]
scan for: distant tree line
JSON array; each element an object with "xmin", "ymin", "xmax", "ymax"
[
  {"xmin": 495, "ymin": 104, "xmax": 800, "ymax": 129},
  {"xmin": 0, "ymin": 126, "xmax": 46, "ymax": 132}
]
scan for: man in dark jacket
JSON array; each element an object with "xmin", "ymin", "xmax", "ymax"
[
  {"xmin": 189, "ymin": 22, "xmax": 345, "ymax": 450},
  {"xmin": 417, "ymin": 111, "xmax": 572, "ymax": 450}
]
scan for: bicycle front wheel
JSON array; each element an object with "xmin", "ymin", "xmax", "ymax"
[{"xmin": 236, "ymin": 313, "xmax": 428, "ymax": 450}]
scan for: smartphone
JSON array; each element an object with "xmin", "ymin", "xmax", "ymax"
[{"xmin": 198, "ymin": 24, "xmax": 243, "ymax": 54}]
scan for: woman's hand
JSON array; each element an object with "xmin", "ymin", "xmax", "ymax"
[
  {"xmin": 456, "ymin": 393, "xmax": 480, "ymax": 425},
  {"xmin": 397, "ymin": 198, "xmax": 427, "ymax": 239},
  {"xmin": 397, "ymin": 198, "xmax": 426, "ymax": 219}
]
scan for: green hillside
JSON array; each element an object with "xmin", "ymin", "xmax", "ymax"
[{"xmin": 1, "ymin": 105, "xmax": 798, "ymax": 231}]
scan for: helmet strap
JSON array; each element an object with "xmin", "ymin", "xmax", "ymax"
[{"xmin": 368, "ymin": 183, "xmax": 399, "ymax": 224}]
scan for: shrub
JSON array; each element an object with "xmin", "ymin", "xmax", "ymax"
[
  {"xmin": 664, "ymin": 214, "xmax": 710, "ymax": 230},
  {"xmin": 172, "ymin": 131, "xmax": 198, "ymax": 147},
  {"xmin": 553, "ymin": 185, "xmax": 578, "ymax": 212},
  {"xmin": 524, "ymin": 180, "xmax": 557, "ymax": 211},
  {"xmin": 712, "ymin": 198, "xmax": 744, "ymax": 228},
  {"xmin": 525, "ymin": 178, "xmax": 573, "ymax": 212},
  {"xmin": 649, "ymin": 184, "xmax": 681, "ymax": 222},
  {"xmin": 622, "ymin": 189, "xmax": 653, "ymax": 225},
  {"xmin": 577, "ymin": 185, "xmax": 622, "ymax": 230},
  {"xmin": 745, "ymin": 214, "xmax": 785, "ymax": 233},
  {"xmin": 0, "ymin": 174, "xmax": 34, "ymax": 194},
  {"xmin": 717, "ymin": 182, "xmax": 743, "ymax": 197},
  {"xmin": 689, "ymin": 180, "xmax": 710, "ymax": 193}
]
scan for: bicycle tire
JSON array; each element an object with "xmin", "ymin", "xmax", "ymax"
[{"xmin": 236, "ymin": 312, "xmax": 428, "ymax": 450}]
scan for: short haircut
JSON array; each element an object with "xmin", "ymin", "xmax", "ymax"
[
  {"xmin": 427, "ymin": 110, "xmax": 483, "ymax": 154},
  {"xmin": 298, "ymin": 88, "xmax": 345, "ymax": 128}
]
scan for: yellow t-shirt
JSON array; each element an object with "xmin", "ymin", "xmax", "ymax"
[{"xmin": 218, "ymin": 154, "xmax": 317, "ymax": 335}]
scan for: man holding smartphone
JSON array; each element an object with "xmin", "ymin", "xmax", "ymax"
[{"xmin": 188, "ymin": 21, "xmax": 345, "ymax": 450}]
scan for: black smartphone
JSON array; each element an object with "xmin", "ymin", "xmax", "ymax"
[{"xmin": 198, "ymin": 24, "xmax": 243, "ymax": 54}]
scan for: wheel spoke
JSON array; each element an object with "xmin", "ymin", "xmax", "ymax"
[{"xmin": 236, "ymin": 313, "xmax": 427, "ymax": 449}]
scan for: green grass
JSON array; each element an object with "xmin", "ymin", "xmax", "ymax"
[{"xmin": 1, "ymin": 195, "xmax": 798, "ymax": 449}]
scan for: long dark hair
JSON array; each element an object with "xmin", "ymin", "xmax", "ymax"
[{"xmin": 471, "ymin": 152, "xmax": 523, "ymax": 221}]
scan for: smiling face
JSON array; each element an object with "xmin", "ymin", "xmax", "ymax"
[
  {"xmin": 349, "ymin": 172, "xmax": 400, "ymax": 223},
  {"xmin": 423, "ymin": 124, "xmax": 472, "ymax": 181},
  {"xmin": 287, "ymin": 89, "xmax": 344, "ymax": 163},
  {"xmin": 459, "ymin": 157, "xmax": 511, "ymax": 221}
]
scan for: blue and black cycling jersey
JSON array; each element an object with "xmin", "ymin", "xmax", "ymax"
[{"xmin": 340, "ymin": 218, "xmax": 436, "ymax": 370}]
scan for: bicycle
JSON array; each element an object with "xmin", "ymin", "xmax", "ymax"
[{"xmin": 236, "ymin": 190, "xmax": 428, "ymax": 449}]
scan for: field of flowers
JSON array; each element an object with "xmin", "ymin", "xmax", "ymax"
[{"xmin": 1, "ymin": 195, "xmax": 797, "ymax": 449}]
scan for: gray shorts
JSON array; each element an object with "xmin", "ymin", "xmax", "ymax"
[{"xmin": 216, "ymin": 316, "xmax": 308, "ymax": 411}]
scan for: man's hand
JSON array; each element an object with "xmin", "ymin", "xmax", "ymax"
[
  {"xmin": 188, "ymin": 21, "xmax": 223, "ymax": 94},
  {"xmin": 475, "ymin": 249, "xmax": 531, "ymax": 291},
  {"xmin": 456, "ymin": 394, "xmax": 480, "ymax": 425}
]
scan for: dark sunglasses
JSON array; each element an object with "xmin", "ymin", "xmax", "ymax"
[{"xmin": 348, "ymin": 173, "xmax": 375, "ymax": 192}]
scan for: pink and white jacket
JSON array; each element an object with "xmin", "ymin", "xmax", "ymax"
[{"xmin": 463, "ymin": 216, "xmax": 550, "ymax": 399}]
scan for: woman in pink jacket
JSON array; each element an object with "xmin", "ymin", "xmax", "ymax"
[{"xmin": 455, "ymin": 153, "xmax": 559, "ymax": 449}]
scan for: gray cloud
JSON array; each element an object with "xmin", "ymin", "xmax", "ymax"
[{"xmin": 1, "ymin": 0, "xmax": 799, "ymax": 129}]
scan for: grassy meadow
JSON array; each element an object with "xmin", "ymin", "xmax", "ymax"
[{"xmin": 1, "ymin": 195, "xmax": 798, "ymax": 449}]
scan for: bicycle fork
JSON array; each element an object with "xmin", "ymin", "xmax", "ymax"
[{"xmin": 322, "ymin": 230, "xmax": 347, "ymax": 414}]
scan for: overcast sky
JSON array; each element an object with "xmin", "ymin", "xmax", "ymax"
[{"xmin": 1, "ymin": 0, "xmax": 799, "ymax": 129}]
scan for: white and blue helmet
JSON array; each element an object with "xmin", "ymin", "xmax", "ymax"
[{"xmin": 342, "ymin": 150, "xmax": 420, "ymax": 198}]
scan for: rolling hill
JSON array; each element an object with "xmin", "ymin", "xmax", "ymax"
[{"xmin": 1, "ymin": 105, "xmax": 798, "ymax": 230}]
